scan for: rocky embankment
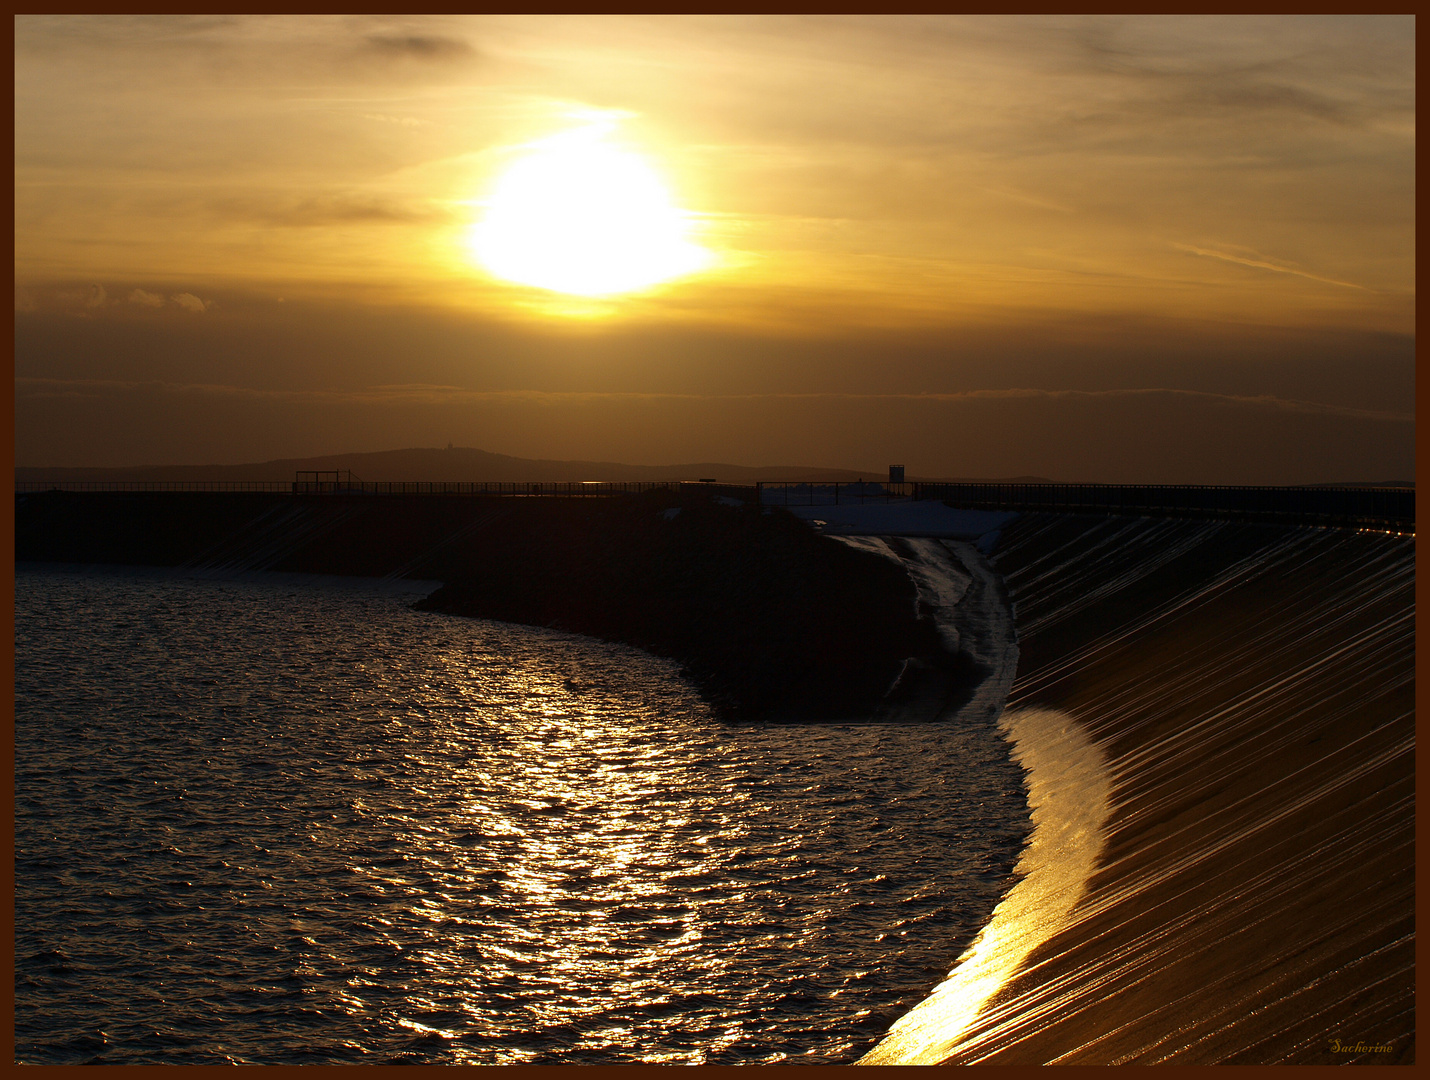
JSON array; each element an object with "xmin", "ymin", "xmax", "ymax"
[
  {"xmin": 16, "ymin": 488, "xmax": 956, "ymax": 721},
  {"xmin": 408, "ymin": 491, "xmax": 949, "ymax": 721}
]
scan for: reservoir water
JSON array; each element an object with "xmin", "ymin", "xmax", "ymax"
[{"xmin": 15, "ymin": 564, "xmax": 1032, "ymax": 1065}]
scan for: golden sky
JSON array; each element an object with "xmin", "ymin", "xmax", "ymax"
[{"xmin": 12, "ymin": 15, "xmax": 1416, "ymax": 481}]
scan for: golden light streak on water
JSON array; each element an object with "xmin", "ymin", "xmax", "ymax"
[
  {"xmin": 16, "ymin": 559, "xmax": 1033, "ymax": 1064},
  {"xmin": 858, "ymin": 707, "xmax": 1109, "ymax": 1064}
]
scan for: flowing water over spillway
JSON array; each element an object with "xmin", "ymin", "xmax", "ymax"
[
  {"xmin": 930, "ymin": 517, "xmax": 1414, "ymax": 1065},
  {"xmin": 14, "ymin": 565, "xmax": 1031, "ymax": 1066}
]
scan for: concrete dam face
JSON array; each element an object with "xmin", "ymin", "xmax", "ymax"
[
  {"xmin": 862, "ymin": 514, "xmax": 1413, "ymax": 1065},
  {"xmin": 15, "ymin": 491, "xmax": 1415, "ymax": 1063}
]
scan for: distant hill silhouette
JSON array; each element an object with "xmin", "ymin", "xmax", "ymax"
[{"xmin": 14, "ymin": 447, "xmax": 1054, "ymax": 485}]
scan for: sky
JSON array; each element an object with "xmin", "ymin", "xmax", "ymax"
[{"xmin": 14, "ymin": 14, "xmax": 1415, "ymax": 482}]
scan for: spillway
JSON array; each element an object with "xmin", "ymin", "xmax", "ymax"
[{"xmin": 860, "ymin": 514, "xmax": 1414, "ymax": 1066}]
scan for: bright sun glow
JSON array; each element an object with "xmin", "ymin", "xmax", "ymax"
[{"xmin": 470, "ymin": 122, "xmax": 712, "ymax": 298}]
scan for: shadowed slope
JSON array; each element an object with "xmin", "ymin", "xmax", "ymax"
[{"xmin": 15, "ymin": 489, "xmax": 951, "ymax": 723}]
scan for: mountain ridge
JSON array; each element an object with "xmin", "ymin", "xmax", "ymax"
[{"xmin": 13, "ymin": 446, "xmax": 1054, "ymax": 485}]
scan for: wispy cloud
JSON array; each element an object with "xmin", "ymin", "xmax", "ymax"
[
  {"xmin": 1173, "ymin": 243, "xmax": 1366, "ymax": 290},
  {"xmin": 207, "ymin": 193, "xmax": 454, "ymax": 228},
  {"xmin": 361, "ymin": 32, "xmax": 474, "ymax": 62},
  {"xmin": 360, "ymin": 112, "xmax": 433, "ymax": 126},
  {"xmin": 13, "ymin": 378, "xmax": 1412, "ymax": 423},
  {"xmin": 170, "ymin": 292, "xmax": 208, "ymax": 312},
  {"xmin": 14, "ymin": 15, "xmax": 1412, "ymax": 335}
]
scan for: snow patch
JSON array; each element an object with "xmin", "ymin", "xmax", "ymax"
[{"xmin": 776, "ymin": 499, "xmax": 1014, "ymax": 542}]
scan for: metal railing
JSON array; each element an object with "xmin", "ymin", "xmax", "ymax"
[
  {"xmin": 16, "ymin": 478, "xmax": 1411, "ymax": 528},
  {"xmin": 912, "ymin": 482, "xmax": 1413, "ymax": 530},
  {"xmin": 757, "ymin": 481, "xmax": 912, "ymax": 505}
]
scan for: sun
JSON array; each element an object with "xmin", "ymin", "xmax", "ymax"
[{"xmin": 470, "ymin": 122, "xmax": 712, "ymax": 298}]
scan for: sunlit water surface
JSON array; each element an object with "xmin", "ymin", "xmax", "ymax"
[{"xmin": 15, "ymin": 565, "xmax": 1030, "ymax": 1065}]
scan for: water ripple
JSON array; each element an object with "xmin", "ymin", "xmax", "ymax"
[{"xmin": 16, "ymin": 565, "xmax": 1030, "ymax": 1065}]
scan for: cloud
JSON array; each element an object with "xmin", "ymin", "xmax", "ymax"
[
  {"xmin": 85, "ymin": 284, "xmax": 108, "ymax": 307},
  {"xmin": 360, "ymin": 112, "xmax": 433, "ymax": 126},
  {"xmin": 1065, "ymin": 16, "xmax": 1405, "ymax": 126},
  {"xmin": 16, "ymin": 377, "xmax": 1411, "ymax": 483},
  {"xmin": 12, "ymin": 15, "xmax": 1414, "ymax": 340},
  {"xmin": 12, "ymin": 378, "xmax": 1411, "ymax": 424},
  {"xmin": 170, "ymin": 292, "xmax": 208, "ymax": 312},
  {"xmin": 1179, "ymin": 81, "xmax": 1351, "ymax": 124},
  {"xmin": 367, "ymin": 383, "xmax": 470, "ymax": 392},
  {"xmin": 904, "ymin": 386, "xmax": 1410, "ymax": 423},
  {"xmin": 128, "ymin": 288, "xmax": 166, "ymax": 307},
  {"xmin": 1172, "ymin": 244, "xmax": 1367, "ymax": 291},
  {"xmin": 362, "ymin": 33, "xmax": 473, "ymax": 61},
  {"xmin": 208, "ymin": 193, "xmax": 453, "ymax": 228}
]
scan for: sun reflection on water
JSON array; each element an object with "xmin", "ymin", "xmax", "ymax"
[{"xmin": 16, "ymin": 569, "xmax": 1033, "ymax": 1065}]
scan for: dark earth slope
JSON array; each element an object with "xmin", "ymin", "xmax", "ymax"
[{"xmin": 16, "ymin": 488, "xmax": 946, "ymax": 722}]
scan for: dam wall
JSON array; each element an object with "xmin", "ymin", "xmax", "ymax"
[
  {"xmin": 20, "ymin": 478, "xmax": 1412, "ymax": 531},
  {"xmin": 864, "ymin": 514, "xmax": 1414, "ymax": 1065},
  {"xmin": 916, "ymin": 482, "xmax": 1412, "ymax": 530}
]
